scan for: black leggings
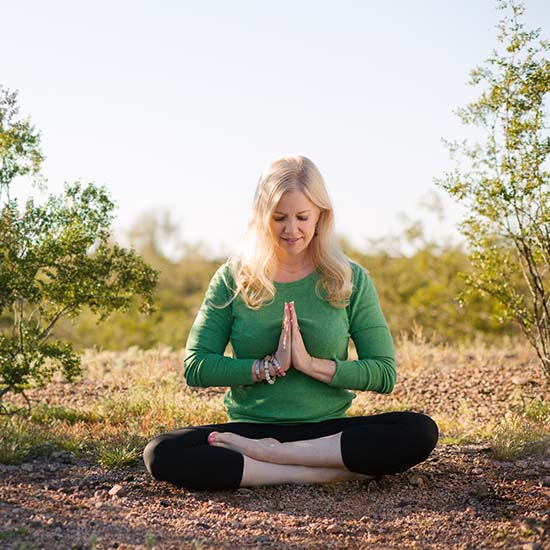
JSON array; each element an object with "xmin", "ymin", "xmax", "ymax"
[{"xmin": 143, "ymin": 411, "xmax": 438, "ymax": 491}]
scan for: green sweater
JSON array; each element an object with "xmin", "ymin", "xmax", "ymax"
[{"xmin": 184, "ymin": 260, "xmax": 396, "ymax": 423}]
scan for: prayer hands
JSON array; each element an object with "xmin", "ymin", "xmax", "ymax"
[
  {"xmin": 273, "ymin": 301, "xmax": 292, "ymax": 373},
  {"xmin": 287, "ymin": 301, "xmax": 313, "ymax": 373}
]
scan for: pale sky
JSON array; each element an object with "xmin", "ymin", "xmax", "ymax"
[{"xmin": 3, "ymin": 0, "xmax": 549, "ymax": 258}]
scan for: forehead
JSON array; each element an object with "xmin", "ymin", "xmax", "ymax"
[{"xmin": 274, "ymin": 190, "xmax": 317, "ymax": 213}]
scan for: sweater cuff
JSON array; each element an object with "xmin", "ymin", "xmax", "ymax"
[
  {"xmin": 329, "ymin": 356, "xmax": 369, "ymax": 390},
  {"xmin": 226, "ymin": 359, "xmax": 256, "ymax": 386}
]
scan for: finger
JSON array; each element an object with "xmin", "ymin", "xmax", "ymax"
[
  {"xmin": 290, "ymin": 302, "xmax": 300, "ymax": 331},
  {"xmin": 282, "ymin": 303, "xmax": 289, "ymax": 349}
]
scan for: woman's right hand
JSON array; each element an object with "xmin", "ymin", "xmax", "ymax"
[{"xmin": 273, "ymin": 302, "xmax": 292, "ymax": 373}]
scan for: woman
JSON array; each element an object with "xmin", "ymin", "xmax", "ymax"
[{"xmin": 143, "ymin": 155, "xmax": 438, "ymax": 490}]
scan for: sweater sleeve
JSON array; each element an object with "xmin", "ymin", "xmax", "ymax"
[
  {"xmin": 329, "ymin": 263, "xmax": 396, "ymax": 393},
  {"xmin": 184, "ymin": 263, "xmax": 255, "ymax": 387}
]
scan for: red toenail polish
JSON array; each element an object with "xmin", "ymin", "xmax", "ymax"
[{"xmin": 208, "ymin": 434, "xmax": 215, "ymax": 444}]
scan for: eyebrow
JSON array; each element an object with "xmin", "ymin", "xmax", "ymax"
[{"xmin": 273, "ymin": 209, "xmax": 311, "ymax": 214}]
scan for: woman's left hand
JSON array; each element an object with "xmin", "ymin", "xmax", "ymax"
[{"xmin": 288, "ymin": 301, "xmax": 313, "ymax": 374}]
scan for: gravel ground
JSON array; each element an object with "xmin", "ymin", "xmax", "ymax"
[
  {"xmin": 1, "ymin": 344, "xmax": 550, "ymax": 549},
  {"xmin": 1, "ymin": 445, "xmax": 549, "ymax": 550}
]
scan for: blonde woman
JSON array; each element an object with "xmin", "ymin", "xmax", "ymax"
[{"xmin": 143, "ymin": 156, "xmax": 438, "ymax": 490}]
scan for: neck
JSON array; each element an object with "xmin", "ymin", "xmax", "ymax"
[{"xmin": 276, "ymin": 256, "xmax": 314, "ymax": 273}]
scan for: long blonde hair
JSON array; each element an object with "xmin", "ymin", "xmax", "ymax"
[{"xmin": 224, "ymin": 155, "xmax": 353, "ymax": 310}]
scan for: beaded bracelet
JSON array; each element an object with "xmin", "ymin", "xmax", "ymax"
[
  {"xmin": 269, "ymin": 354, "xmax": 285, "ymax": 377},
  {"xmin": 263, "ymin": 357, "xmax": 275, "ymax": 384}
]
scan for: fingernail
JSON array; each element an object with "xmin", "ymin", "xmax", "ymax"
[{"xmin": 208, "ymin": 433, "xmax": 215, "ymax": 444}]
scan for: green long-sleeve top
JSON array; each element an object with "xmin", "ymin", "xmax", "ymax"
[{"xmin": 184, "ymin": 260, "xmax": 396, "ymax": 423}]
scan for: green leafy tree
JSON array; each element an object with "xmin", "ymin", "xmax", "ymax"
[
  {"xmin": 0, "ymin": 85, "xmax": 158, "ymax": 408},
  {"xmin": 437, "ymin": 1, "xmax": 550, "ymax": 375}
]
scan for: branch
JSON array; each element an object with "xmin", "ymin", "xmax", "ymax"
[{"xmin": 37, "ymin": 305, "xmax": 72, "ymax": 342}]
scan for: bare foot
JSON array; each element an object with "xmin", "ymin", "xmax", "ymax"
[{"xmin": 208, "ymin": 431, "xmax": 283, "ymax": 463}]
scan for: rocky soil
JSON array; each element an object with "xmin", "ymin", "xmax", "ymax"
[
  {"xmin": 1, "ymin": 444, "xmax": 549, "ymax": 550},
  {"xmin": 1, "ymin": 344, "xmax": 549, "ymax": 549}
]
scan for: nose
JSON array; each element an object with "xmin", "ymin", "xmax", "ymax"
[{"xmin": 285, "ymin": 218, "xmax": 299, "ymax": 234}]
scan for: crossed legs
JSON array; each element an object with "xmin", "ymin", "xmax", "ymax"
[
  {"xmin": 210, "ymin": 431, "xmax": 368, "ymax": 486},
  {"xmin": 143, "ymin": 412, "xmax": 439, "ymax": 490}
]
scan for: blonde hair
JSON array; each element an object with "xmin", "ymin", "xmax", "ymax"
[{"xmin": 224, "ymin": 155, "xmax": 353, "ymax": 310}]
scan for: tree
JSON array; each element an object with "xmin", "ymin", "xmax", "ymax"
[
  {"xmin": 436, "ymin": 1, "xmax": 550, "ymax": 375},
  {"xmin": 0, "ymin": 85, "xmax": 158, "ymax": 409}
]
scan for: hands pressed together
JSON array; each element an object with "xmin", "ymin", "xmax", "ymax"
[
  {"xmin": 278, "ymin": 301, "xmax": 312, "ymax": 373},
  {"xmin": 253, "ymin": 301, "xmax": 335, "ymax": 384}
]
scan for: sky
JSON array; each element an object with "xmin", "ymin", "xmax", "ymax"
[{"xmin": 2, "ymin": 0, "xmax": 549, "ymax": 258}]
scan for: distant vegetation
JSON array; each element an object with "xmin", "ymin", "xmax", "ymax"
[{"xmin": 48, "ymin": 205, "xmax": 521, "ymax": 352}]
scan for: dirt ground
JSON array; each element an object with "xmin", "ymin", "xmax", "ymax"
[
  {"xmin": 1, "ymin": 344, "xmax": 550, "ymax": 549},
  {"xmin": 1, "ymin": 444, "xmax": 549, "ymax": 550}
]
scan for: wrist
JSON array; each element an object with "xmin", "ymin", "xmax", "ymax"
[
  {"xmin": 252, "ymin": 359, "xmax": 261, "ymax": 383},
  {"xmin": 306, "ymin": 356, "xmax": 337, "ymax": 384}
]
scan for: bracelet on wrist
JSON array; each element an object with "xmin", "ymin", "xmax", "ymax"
[
  {"xmin": 254, "ymin": 359, "xmax": 261, "ymax": 382},
  {"xmin": 263, "ymin": 356, "xmax": 275, "ymax": 384},
  {"xmin": 269, "ymin": 353, "xmax": 285, "ymax": 377}
]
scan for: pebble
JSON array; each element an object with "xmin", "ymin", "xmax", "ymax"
[
  {"xmin": 471, "ymin": 468, "xmax": 483, "ymax": 475},
  {"xmin": 512, "ymin": 376, "xmax": 531, "ymax": 385},
  {"xmin": 470, "ymin": 482, "xmax": 493, "ymax": 499},
  {"xmin": 241, "ymin": 517, "xmax": 261, "ymax": 527},
  {"xmin": 522, "ymin": 543, "xmax": 542, "ymax": 550},
  {"xmin": 21, "ymin": 463, "xmax": 33, "ymax": 472},
  {"xmin": 408, "ymin": 475, "xmax": 424, "ymax": 486},
  {"xmin": 108, "ymin": 484, "xmax": 126, "ymax": 497},
  {"xmin": 326, "ymin": 523, "xmax": 342, "ymax": 534}
]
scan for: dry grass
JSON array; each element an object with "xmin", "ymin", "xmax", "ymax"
[{"xmin": 1, "ymin": 338, "xmax": 549, "ymax": 467}]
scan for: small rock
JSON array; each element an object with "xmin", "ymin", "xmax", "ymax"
[
  {"xmin": 21, "ymin": 463, "xmax": 33, "ymax": 472},
  {"xmin": 522, "ymin": 543, "xmax": 542, "ymax": 550},
  {"xmin": 108, "ymin": 484, "xmax": 126, "ymax": 497},
  {"xmin": 512, "ymin": 376, "xmax": 531, "ymax": 385},
  {"xmin": 516, "ymin": 460, "xmax": 529, "ymax": 469},
  {"xmin": 52, "ymin": 451, "xmax": 73, "ymax": 463},
  {"xmin": 470, "ymin": 482, "xmax": 493, "ymax": 499},
  {"xmin": 326, "ymin": 523, "xmax": 342, "ymax": 534},
  {"xmin": 242, "ymin": 517, "xmax": 261, "ymax": 527},
  {"xmin": 408, "ymin": 475, "xmax": 424, "ymax": 486},
  {"xmin": 471, "ymin": 467, "xmax": 483, "ymax": 475}
]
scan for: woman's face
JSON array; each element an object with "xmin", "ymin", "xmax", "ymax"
[{"xmin": 269, "ymin": 190, "xmax": 321, "ymax": 261}]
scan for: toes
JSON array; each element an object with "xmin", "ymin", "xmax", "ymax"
[{"xmin": 207, "ymin": 431, "xmax": 220, "ymax": 445}]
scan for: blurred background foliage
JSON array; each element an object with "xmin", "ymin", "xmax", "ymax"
[{"xmin": 40, "ymin": 196, "xmax": 520, "ymax": 352}]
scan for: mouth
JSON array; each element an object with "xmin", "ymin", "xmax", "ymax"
[{"xmin": 282, "ymin": 237, "xmax": 301, "ymax": 244}]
